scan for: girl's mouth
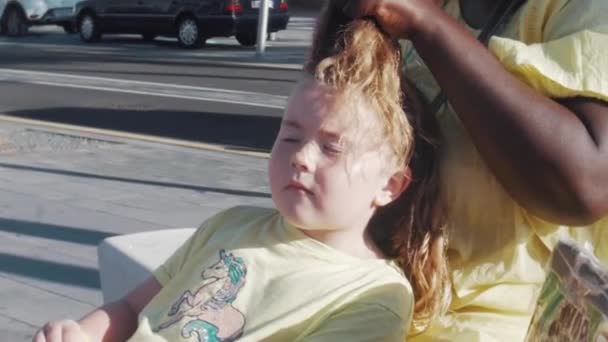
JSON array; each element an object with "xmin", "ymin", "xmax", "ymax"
[{"xmin": 286, "ymin": 181, "xmax": 314, "ymax": 195}]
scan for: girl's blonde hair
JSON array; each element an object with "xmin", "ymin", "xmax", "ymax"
[{"xmin": 306, "ymin": 1, "xmax": 450, "ymax": 335}]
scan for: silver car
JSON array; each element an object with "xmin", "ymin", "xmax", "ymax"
[{"xmin": 0, "ymin": 0, "xmax": 78, "ymax": 36}]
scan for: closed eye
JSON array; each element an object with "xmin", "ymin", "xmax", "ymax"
[
  {"xmin": 323, "ymin": 143, "xmax": 342, "ymax": 154},
  {"xmin": 282, "ymin": 137, "xmax": 300, "ymax": 143}
]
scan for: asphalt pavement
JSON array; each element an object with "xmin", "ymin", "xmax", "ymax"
[{"xmin": 0, "ymin": 8, "xmax": 315, "ymax": 341}]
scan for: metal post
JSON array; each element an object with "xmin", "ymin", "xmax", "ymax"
[{"xmin": 255, "ymin": 0, "xmax": 270, "ymax": 56}]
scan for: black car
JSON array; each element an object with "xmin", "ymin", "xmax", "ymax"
[{"xmin": 73, "ymin": 0, "xmax": 289, "ymax": 48}]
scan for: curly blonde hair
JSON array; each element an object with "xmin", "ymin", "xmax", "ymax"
[{"xmin": 306, "ymin": 1, "xmax": 451, "ymax": 335}]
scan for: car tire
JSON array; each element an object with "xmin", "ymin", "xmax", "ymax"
[
  {"xmin": 5, "ymin": 7, "xmax": 28, "ymax": 37},
  {"xmin": 235, "ymin": 31, "xmax": 256, "ymax": 47},
  {"xmin": 79, "ymin": 13, "xmax": 101, "ymax": 42},
  {"xmin": 62, "ymin": 23, "xmax": 77, "ymax": 34},
  {"xmin": 142, "ymin": 33, "xmax": 156, "ymax": 42},
  {"xmin": 177, "ymin": 17, "xmax": 204, "ymax": 49}
]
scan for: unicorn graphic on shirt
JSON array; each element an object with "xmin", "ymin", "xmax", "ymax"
[{"xmin": 156, "ymin": 249, "xmax": 247, "ymax": 342}]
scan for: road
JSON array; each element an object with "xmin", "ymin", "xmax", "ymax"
[{"xmin": 0, "ymin": 17, "xmax": 313, "ymax": 153}]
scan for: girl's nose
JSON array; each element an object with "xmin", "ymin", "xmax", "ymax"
[{"xmin": 291, "ymin": 144, "xmax": 315, "ymax": 172}]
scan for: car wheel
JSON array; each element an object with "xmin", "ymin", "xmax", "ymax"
[
  {"xmin": 142, "ymin": 33, "xmax": 156, "ymax": 42},
  {"xmin": 5, "ymin": 7, "xmax": 28, "ymax": 37},
  {"xmin": 62, "ymin": 23, "xmax": 77, "ymax": 34},
  {"xmin": 235, "ymin": 31, "xmax": 256, "ymax": 47},
  {"xmin": 177, "ymin": 17, "xmax": 204, "ymax": 49},
  {"xmin": 79, "ymin": 13, "xmax": 101, "ymax": 42}
]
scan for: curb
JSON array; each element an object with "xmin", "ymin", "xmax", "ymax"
[{"xmin": 0, "ymin": 114, "xmax": 271, "ymax": 159}]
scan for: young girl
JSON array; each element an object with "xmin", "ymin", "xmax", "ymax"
[{"xmin": 34, "ymin": 6, "xmax": 449, "ymax": 342}]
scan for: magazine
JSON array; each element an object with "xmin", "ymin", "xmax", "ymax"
[{"xmin": 526, "ymin": 239, "xmax": 608, "ymax": 341}]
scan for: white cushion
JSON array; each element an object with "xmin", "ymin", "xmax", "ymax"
[{"xmin": 97, "ymin": 228, "xmax": 196, "ymax": 303}]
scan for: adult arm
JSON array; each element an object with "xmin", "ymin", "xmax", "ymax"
[{"xmin": 344, "ymin": 0, "xmax": 608, "ymax": 225}]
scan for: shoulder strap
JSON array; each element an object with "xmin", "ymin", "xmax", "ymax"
[{"xmin": 429, "ymin": 0, "xmax": 527, "ymax": 114}]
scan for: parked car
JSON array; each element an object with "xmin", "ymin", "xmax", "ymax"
[
  {"xmin": 73, "ymin": 0, "xmax": 289, "ymax": 48},
  {"xmin": 0, "ymin": 0, "xmax": 78, "ymax": 36}
]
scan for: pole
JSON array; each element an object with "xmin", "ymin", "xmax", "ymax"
[{"xmin": 255, "ymin": 0, "xmax": 270, "ymax": 56}]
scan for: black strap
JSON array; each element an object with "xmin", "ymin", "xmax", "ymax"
[{"xmin": 429, "ymin": 0, "xmax": 527, "ymax": 114}]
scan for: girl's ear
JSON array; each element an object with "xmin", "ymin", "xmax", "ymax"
[{"xmin": 374, "ymin": 167, "xmax": 412, "ymax": 207}]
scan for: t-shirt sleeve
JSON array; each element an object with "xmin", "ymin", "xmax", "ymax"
[
  {"xmin": 152, "ymin": 207, "xmax": 236, "ymax": 286},
  {"xmin": 300, "ymin": 303, "xmax": 409, "ymax": 342},
  {"xmin": 488, "ymin": 0, "xmax": 608, "ymax": 101}
]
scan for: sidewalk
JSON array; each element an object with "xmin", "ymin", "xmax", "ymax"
[{"xmin": 0, "ymin": 121, "xmax": 273, "ymax": 340}]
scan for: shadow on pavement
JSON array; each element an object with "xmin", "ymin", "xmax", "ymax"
[
  {"xmin": 0, "ymin": 218, "xmax": 106, "ymax": 288},
  {"xmin": 0, "ymin": 252, "xmax": 100, "ymax": 289},
  {"xmin": 3, "ymin": 107, "xmax": 281, "ymax": 154},
  {"xmin": 0, "ymin": 217, "xmax": 116, "ymax": 246},
  {"xmin": 0, "ymin": 162, "xmax": 272, "ymax": 198}
]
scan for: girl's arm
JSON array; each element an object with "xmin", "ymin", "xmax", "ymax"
[
  {"xmin": 34, "ymin": 276, "xmax": 161, "ymax": 342},
  {"xmin": 344, "ymin": 0, "xmax": 608, "ymax": 225}
]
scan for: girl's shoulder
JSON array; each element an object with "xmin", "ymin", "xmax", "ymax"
[{"xmin": 200, "ymin": 205, "xmax": 278, "ymax": 231}]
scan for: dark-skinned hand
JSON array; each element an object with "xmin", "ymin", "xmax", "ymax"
[{"xmin": 336, "ymin": 0, "xmax": 443, "ymax": 38}]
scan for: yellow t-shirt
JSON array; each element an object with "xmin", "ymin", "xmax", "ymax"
[
  {"xmin": 127, "ymin": 206, "xmax": 413, "ymax": 342},
  {"xmin": 402, "ymin": 0, "xmax": 608, "ymax": 340}
]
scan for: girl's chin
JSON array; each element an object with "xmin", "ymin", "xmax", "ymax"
[
  {"xmin": 280, "ymin": 209, "xmax": 318, "ymax": 230},
  {"xmin": 275, "ymin": 198, "xmax": 310, "ymax": 216},
  {"xmin": 281, "ymin": 211, "xmax": 339, "ymax": 233},
  {"xmin": 281, "ymin": 210, "xmax": 310, "ymax": 227}
]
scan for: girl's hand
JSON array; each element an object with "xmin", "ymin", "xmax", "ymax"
[
  {"xmin": 32, "ymin": 320, "xmax": 89, "ymax": 342},
  {"xmin": 338, "ymin": 0, "xmax": 442, "ymax": 38}
]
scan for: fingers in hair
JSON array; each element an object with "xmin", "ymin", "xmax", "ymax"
[{"xmin": 341, "ymin": 0, "xmax": 378, "ymax": 18}]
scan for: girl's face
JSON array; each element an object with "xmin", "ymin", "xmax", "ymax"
[{"xmin": 268, "ymin": 79, "xmax": 399, "ymax": 232}]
